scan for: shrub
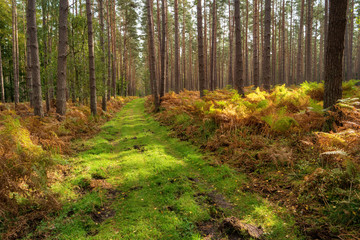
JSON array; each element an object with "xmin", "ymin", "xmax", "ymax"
[{"xmin": 0, "ymin": 116, "xmax": 57, "ymax": 219}]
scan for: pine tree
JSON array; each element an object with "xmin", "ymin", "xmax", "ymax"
[
  {"xmin": 86, "ymin": 0, "xmax": 97, "ymax": 115},
  {"xmin": 324, "ymin": 0, "xmax": 348, "ymax": 109},
  {"xmin": 56, "ymin": 0, "xmax": 69, "ymax": 116},
  {"xmin": 27, "ymin": 0, "xmax": 44, "ymax": 117}
]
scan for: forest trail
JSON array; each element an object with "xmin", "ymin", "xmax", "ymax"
[{"xmin": 32, "ymin": 99, "xmax": 301, "ymax": 239}]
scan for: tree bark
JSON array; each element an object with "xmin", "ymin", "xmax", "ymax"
[
  {"xmin": 111, "ymin": 0, "xmax": 117, "ymax": 97},
  {"xmin": 160, "ymin": 0, "xmax": 166, "ymax": 99},
  {"xmin": 234, "ymin": 0, "xmax": 244, "ymax": 94},
  {"xmin": 56, "ymin": 0, "xmax": 69, "ymax": 116},
  {"xmin": 12, "ymin": 0, "xmax": 20, "ymax": 104},
  {"xmin": 147, "ymin": 0, "xmax": 160, "ymax": 111},
  {"xmin": 324, "ymin": 0, "xmax": 348, "ymax": 109},
  {"xmin": 197, "ymin": 0, "xmax": 206, "ymax": 97},
  {"xmin": 86, "ymin": 0, "xmax": 97, "ymax": 115},
  {"xmin": 106, "ymin": 0, "xmax": 111, "ymax": 100},
  {"xmin": 174, "ymin": 0, "xmax": 180, "ymax": 93},
  {"xmin": 98, "ymin": 0, "xmax": 106, "ymax": 111},
  {"xmin": 210, "ymin": 0, "xmax": 217, "ymax": 90},
  {"xmin": 27, "ymin": 0, "xmax": 44, "ymax": 117},
  {"xmin": 305, "ymin": 0, "xmax": 312, "ymax": 82},
  {"xmin": 25, "ymin": 9, "xmax": 33, "ymax": 106},
  {"xmin": 263, "ymin": 0, "xmax": 271, "ymax": 90},
  {"xmin": 296, "ymin": 0, "xmax": 305, "ymax": 85},
  {"xmin": 228, "ymin": 0, "xmax": 233, "ymax": 87},
  {"xmin": 324, "ymin": 0, "xmax": 328, "ymax": 80},
  {"xmin": 253, "ymin": 0, "xmax": 259, "ymax": 87}
]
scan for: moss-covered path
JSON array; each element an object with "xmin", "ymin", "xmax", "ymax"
[{"xmin": 31, "ymin": 99, "xmax": 303, "ymax": 240}]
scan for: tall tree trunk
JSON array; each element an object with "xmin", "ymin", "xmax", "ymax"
[
  {"xmin": 160, "ymin": 0, "xmax": 166, "ymax": 99},
  {"xmin": 313, "ymin": 22, "xmax": 317, "ymax": 82},
  {"xmin": 0, "ymin": 45, "xmax": 4, "ymax": 103},
  {"xmin": 281, "ymin": 0, "xmax": 286, "ymax": 84},
  {"xmin": 324, "ymin": 0, "xmax": 348, "ymax": 109},
  {"xmin": 288, "ymin": 0, "xmax": 293, "ymax": 85},
  {"xmin": 98, "ymin": 0, "xmax": 106, "ymax": 110},
  {"xmin": 263, "ymin": 0, "xmax": 271, "ymax": 90},
  {"xmin": 319, "ymin": 19, "xmax": 324, "ymax": 82},
  {"xmin": 204, "ymin": 0, "xmax": 208, "ymax": 87},
  {"xmin": 111, "ymin": 0, "xmax": 117, "ymax": 97},
  {"xmin": 86, "ymin": 0, "xmax": 97, "ymax": 115},
  {"xmin": 25, "ymin": 12, "xmax": 33, "ymax": 106},
  {"xmin": 271, "ymin": 0, "xmax": 276, "ymax": 85},
  {"xmin": 245, "ymin": 0, "xmax": 249, "ymax": 86},
  {"xmin": 27, "ymin": 0, "xmax": 44, "ymax": 117},
  {"xmin": 106, "ymin": 0, "xmax": 111, "ymax": 100},
  {"xmin": 210, "ymin": 0, "xmax": 217, "ymax": 90},
  {"xmin": 253, "ymin": 0, "xmax": 259, "ymax": 87},
  {"xmin": 347, "ymin": 0, "xmax": 354, "ymax": 80},
  {"xmin": 234, "ymin": 0, "xmax": 244, "ymax": 94},
  {"xmin": 182, "ymin": 0, "xmax": 186, "ymax": 90},
  {"xmin": 228, "ymin": 0, "xmax": 233, "ymax": 87},
  {"xmin": 174, "ymin": 0, "xmax": 180, "ymax": 93},
  {"xmin": 12, "ymin": 0, "xmax": 19, "ymax": 104},
  {"xmin": 157, "ymin": 0, "xmax": 161, "ymax": 90},
  {"xmin": 56, "ymin": 0, "xmax": 69, "ymax": 116},
  {"xmin": 147, "ymin": 0, "xmax": 160, "ymax": 111},
  {"xmin": 324, "ymin": 0, "xmax": 328, "ymax": 80},
  {"xmin": 197, "ymin": 0, "xmax": 205, "ymax": 97},
  {"xmin": 296, "ymin": 0, "xmax": 305, "ymax": 84},
  {"xmin": 305, "ymin": 0, "xmax": 312, "ymax": 82},
  {"xmin": 165, "ymin": 0, "xmax": 169, "ymax": 93}
]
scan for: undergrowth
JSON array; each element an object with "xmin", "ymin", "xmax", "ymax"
[
  {"xmin": 147, "ymin": 81, "xmax": 360, "ymax": 239},
  {"xmin": 0, "ymin": 97, "xmax": 134, "ymax": 240}
]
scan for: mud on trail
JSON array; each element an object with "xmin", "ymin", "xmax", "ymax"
[{"xmin": 26, "ymin": 99, "xmax": 303, "ymax": 240}]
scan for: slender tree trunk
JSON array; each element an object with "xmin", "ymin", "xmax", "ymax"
[
  {"xmin": 288, "ymin": 0, "xmax": 293, "ymax": 85},
  {"xmin": 160, "ymin": 0, "xmax": 166, "ymax": 99},
  {"xmin": 324, "ymin": 0, "xmax": 328, "ymax": 79},
  {"xmin": 25, "ymin": 11, "xmax": 33, "ymax": 106},
  {"xmin": 12, "ymin": 0, "xmax": 19, "ymax": 104},
  {"xmin": 174, "ymin": 0, "xmax": 180, "ymax": 93},
  {"xmin": 106, "ymin": 0, "xmax": 111, "ymax": 100},
  {"xmin": 182, "ymin": 0, "xmax": 186, "ymax": 90},
  {"xmin": 271, "ymin": 0, "xmax": 276, "ymax": 85},
  {"xmin": 111, "ymin": 0, "xmax": 116, "ymax": 97},
  {"xmin": 263, "ymin": 0, "xmax": 271, "ymax": 90},
  {"xmin": 245, "ymin": 0, "xmax": 249, "ymax": 86},
  {"xmin": 165, "ymin": 0, "xmax": 169, "ymax": 93},
  {"xmin": 204, "ymin": 0, "xmax": 208, "ymax": 87},
  {"xmin": 296, "ymin": 0, "xmax": 305, "ymax": 84},
  {"xmin": 27, "ymin": 0, "xmax": 44, "ymax": 117},
  {"xmin": 234, "ymin": 0, "xmax": 244, "ymax": 94},
  {"xmin": 0, "ymin": 45, "xmax": 4, "ymax": 103},
  {"xmin": 210, "ymin": 0, "xmax": 217, "ymax": 90},
  {"xmin": 253, "ymin": 0, "xmax": 259, "ymax": 87},
  {"xmin": 147, "ymin": 0, "xmax": 160, "ymax": 111},
  {"xmin": 305, "ymin": 0, "xmax": 312, "ymax": 82},
  {"xmin": 228, "ymin": 0, "xmax": 233, "ymax": 87},
  {"xmin": 313, "ymin": 22, "xmax": 317, "ymax": 82},
  {"xmin": 86, "ymin": 0, "xmax": 97, "ymax": 115},
  {"xmin": 98, "ymin": 0, "xmax": 106, "ymax": 110},
  {"xmin": 347, "ymin": 0, "xmax": 354, "ymax": 80},
  {"xmin": 197, "ymin": 0, "xmax": 205, "ymax": 97},
  {"xmin": 319, "ymin": 19, "xmax": 324, "ymax": 82},
  {"xmin": 157, "ymin": 0, "xmax": 161, "ymax": 90},
  {"xmin": 324, "ymin": 0, "xmax": 348, "ymax": 109},
  {"xmin": 281, "ymin": 0, "xmax": 286, "ymax": 84},
  {"xmin": 56, "ymin": 0, "xmax": 69, "ymax": 116}
]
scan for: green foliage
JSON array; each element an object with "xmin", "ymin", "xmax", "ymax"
[{"xmin": 262, "ymin": 108, "xmax": 298, "ymax": 133}]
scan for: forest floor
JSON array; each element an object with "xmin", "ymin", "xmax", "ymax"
[{"xmin": 26, "ymin": 98, "xmax": 303, "ymax": 240}]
